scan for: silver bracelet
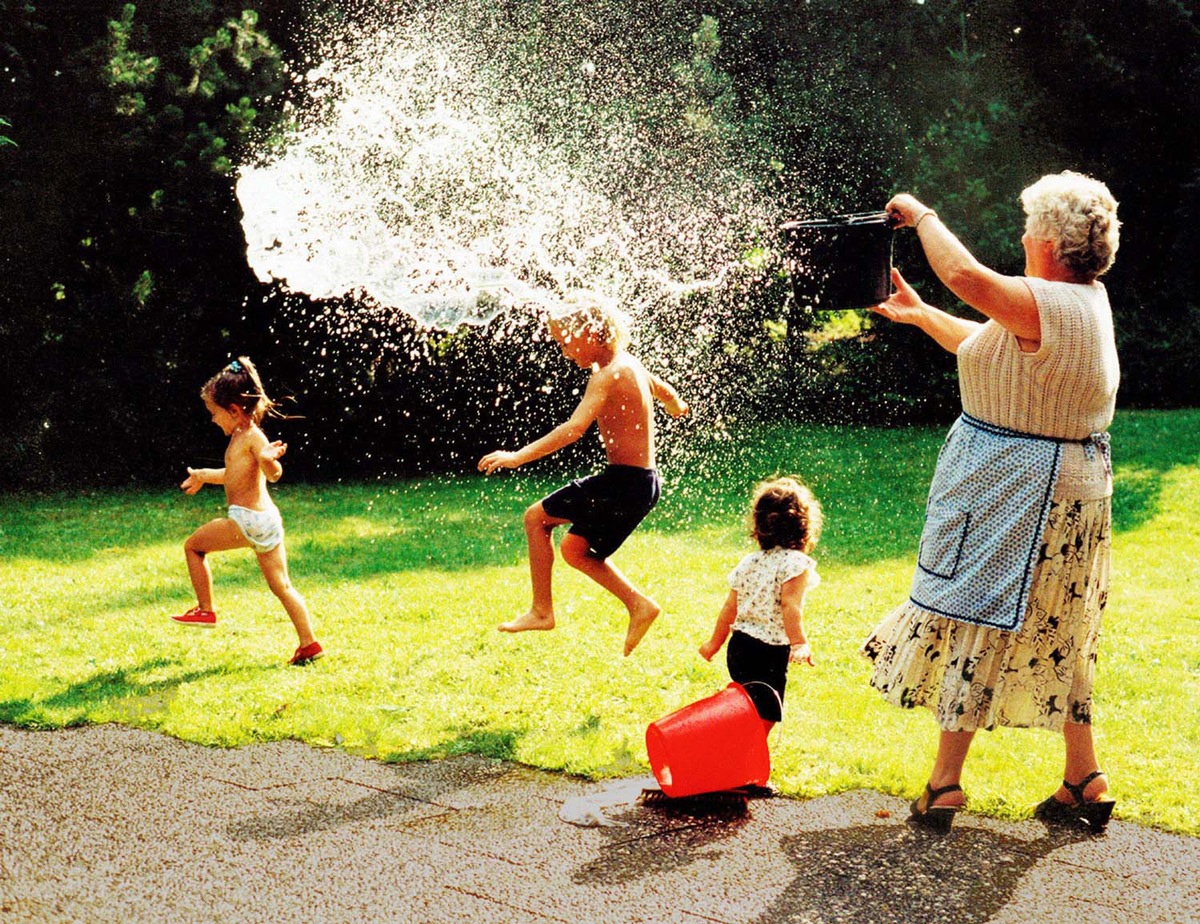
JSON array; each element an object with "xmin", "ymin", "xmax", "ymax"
[{"xmin": 915, "ymin": 209, "xmax": 938, "ymax": 230}]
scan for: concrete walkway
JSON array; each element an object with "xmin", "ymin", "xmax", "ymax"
[{"xmin": 1, "ymin": 723, "xmax": 1196, "ymax": 923}]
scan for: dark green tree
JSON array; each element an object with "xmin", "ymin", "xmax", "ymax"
[{"xmin": 0, "ymin": 2, "xmax": 289, "ymax": 486}]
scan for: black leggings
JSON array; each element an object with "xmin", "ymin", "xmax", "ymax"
[{"xmin": 727, "ymin": 630, "xmax": 788, "ymax": 722}]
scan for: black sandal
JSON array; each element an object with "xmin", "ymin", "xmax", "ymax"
[
  {"xmin": 1034, "ymin": 770, "xmax": 1115, "ymax": 833},
  {"xmin": 908, "ymin": 782, "xmax": 964, "ymax": 832}
]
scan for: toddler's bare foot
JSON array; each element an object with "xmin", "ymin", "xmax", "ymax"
[
  {"xmin": 623, "ymin": 598, "xmax": 661, "ymax": 656},
  {"xmin": 498, "ymin": 610, "xmax": 555, "ymax": 633}
]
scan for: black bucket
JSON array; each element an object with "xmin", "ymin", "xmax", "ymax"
[{"xmin": 780, "ymin": 212, "xmax": 894, "ymax": 311}]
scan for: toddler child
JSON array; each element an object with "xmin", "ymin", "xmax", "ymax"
[
  {"xmin": 699, "ymin": 477, "xmax": 823, "ymax": 739},
  {"xmin": 478, "ymin": 293, "xmax": 688, "ymax": 655},
  {"xmin": 174, "ymin": 357, "xmax": 323, "ymax": 666}
]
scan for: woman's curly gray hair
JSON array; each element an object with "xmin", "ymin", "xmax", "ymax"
[{"xmin": 1021, "ymin": 171, "xmax": 1120, "ymax": 282}]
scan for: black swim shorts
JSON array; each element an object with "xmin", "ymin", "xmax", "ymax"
[{"xmin": 541, "ymin": 464, "xmax": 661, "ymax": 560}]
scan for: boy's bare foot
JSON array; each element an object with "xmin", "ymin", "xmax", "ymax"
[
  {"xmin": 623, "ymin": 598, "xmax": 661, "ymax": 656},
  {"xmin": 498, "ymin": 611, "xmax": 556, "ymax": 633}
]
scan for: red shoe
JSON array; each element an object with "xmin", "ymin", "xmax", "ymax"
[
  {"xmin": 172, "ymin": 606, "xmax": 216, "ymax": 627},
  {"xmin": 290, "ymin": 641, "xmax": 324, "ymax": 665}
]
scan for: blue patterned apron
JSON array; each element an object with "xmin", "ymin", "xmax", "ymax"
[{"xmin": 909, "ymin": 413, "xmax": 1109, "ymax": 632}]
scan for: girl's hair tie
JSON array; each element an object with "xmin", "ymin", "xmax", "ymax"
[{"xmin": 228, "ymin": 359, "xmax": 244, "ymax": 373}]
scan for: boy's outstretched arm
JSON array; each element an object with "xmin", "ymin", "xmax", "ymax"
[
  {"xmin": 478, "ymin": 370, "xmax": 611, "ymax": 474},
  {"xmin": 649, "ymin": 372, "xmax": 688, "ymax": 418}
]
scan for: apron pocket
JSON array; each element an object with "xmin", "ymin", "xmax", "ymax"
[{"xmin": 917, "ymin": 502, "xmax": 969, "ymax": 579}]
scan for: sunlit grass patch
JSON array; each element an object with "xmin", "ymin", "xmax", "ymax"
[{"xmin": 1, "ymin": 409, "xmax": 1197, "ymax": 833}]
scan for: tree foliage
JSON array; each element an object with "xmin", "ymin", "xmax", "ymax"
[
  {"xmin": 1, "ymin": 0, "xmax": 1197, "ymax": 487},
  {"xmin": 1, "ymin": 1, "xmax": 291, "ymax": 485}
]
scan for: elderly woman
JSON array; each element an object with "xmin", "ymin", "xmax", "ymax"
[{"xmin": 862, "ymin": 171, "xmax": 1121, "ymax": 832}]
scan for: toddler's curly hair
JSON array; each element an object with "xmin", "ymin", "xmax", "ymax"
[{"xmin": 750, "ymin": 476, "xmax": 822, "ymax": 554}]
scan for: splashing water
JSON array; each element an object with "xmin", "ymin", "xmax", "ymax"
[{"xmin": 237, "ymin": 2, "xmax": 780, "ymax": 330}]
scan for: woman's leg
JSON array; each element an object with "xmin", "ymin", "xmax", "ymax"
[
  {"xmin": 1056, "ymin": 720, "xmax": 1109, "ymax": 801},
  {"xmin": 920, "ymin": 728, "xmax": 974, "ymax": 808}
]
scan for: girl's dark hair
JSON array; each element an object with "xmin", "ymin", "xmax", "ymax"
[
  {"xmin": 200, "ymin": 356, "xmax": 279, "ymax": 425},
  {"xmin": 750, "ymin": 477, "xmax": 823, "ymax": 553}
]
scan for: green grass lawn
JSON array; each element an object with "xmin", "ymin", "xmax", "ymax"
[{"xmin": 2, "ymin": 409, "xmax": 1197, "ymax": 833}]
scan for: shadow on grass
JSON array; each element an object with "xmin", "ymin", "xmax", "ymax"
[
  {"xmin": 3, "ymin": 411, "xmax": 1196, "ymax": 575},
  {"xmin": 0, "ymin": 658, "xmax": 265, "ymax": 727},
  {"xmin": 390, "ymin": 727, "xmax": 524, "ymax": 763},
  {"xmin": 655, "ymin": 410, "xmax": 1200, "ymax": 564},
  {"xmin": 753, "ymin": 822, "xmax": 1098, "ymax": 924},
  {"xmin": 654, "ymin": 422, "xmax": 943, "ymax": 566},
  {"xmin": 0, "ymin": 478, "xmax": 541, "ymax": 573},
  {"xmin": 1108, "ymin": 409, "xmax": 1200, "ymax": 533},
  {"xmin": 0, "ymin": 490, "xmax": 209, "ymax": 564}
]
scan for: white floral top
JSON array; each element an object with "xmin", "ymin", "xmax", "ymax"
[{"xmin": 729, "ymin": 548, "xmax": 820, "ymax": 646}]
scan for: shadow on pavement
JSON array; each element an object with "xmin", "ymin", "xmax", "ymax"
[
  {"xmin": 571, "ymin": 797, "xmax": 751, "ymax": 885},
  {"xmin": 755, "ymin": 822, "xmax": 1095, "ymax": 924},
  {"xmin": 225, "ymin": 726, "xmax": 527, "ymax": 842}
]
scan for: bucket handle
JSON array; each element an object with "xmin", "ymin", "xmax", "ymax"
[
  {"xmin": 738, "ymin": 680, "xmax": 784, "ymax": 722},
  {"xmin": 839, "ymin": 210, "xmax": 889, "ymax": 224},
  {"xmin": 779, "ymin": 210, "xmax": 899, "ymax": 232},
  {"xmin": 842, "ymin": 210, "xmax": 903, "ymax": 229},
  {"xmin": 739, "ymin": 676, "xmax": 787, "ymax": 748}
]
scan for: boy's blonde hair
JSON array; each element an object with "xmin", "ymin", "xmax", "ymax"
[
  {"xmin": 548, "ymin": 290, "xmax": 630, "ymax": 351},
  {"xmin": 750, "ymin": 476, "xmax": 822, "ymax": 554}
]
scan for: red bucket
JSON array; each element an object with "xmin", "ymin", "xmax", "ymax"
[{"xmin": 645, "ymin": 682, "xmax": 770, "ymax": 798}]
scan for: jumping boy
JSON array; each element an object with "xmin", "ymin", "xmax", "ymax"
[{"xmin": 478, "ymin": 293, "xmax": 688, "ymax": 655}]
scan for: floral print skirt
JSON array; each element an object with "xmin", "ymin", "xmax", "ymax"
[{"xmin": 862, "ymin": 496, "xmax": 1111, "ymax": 733}]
